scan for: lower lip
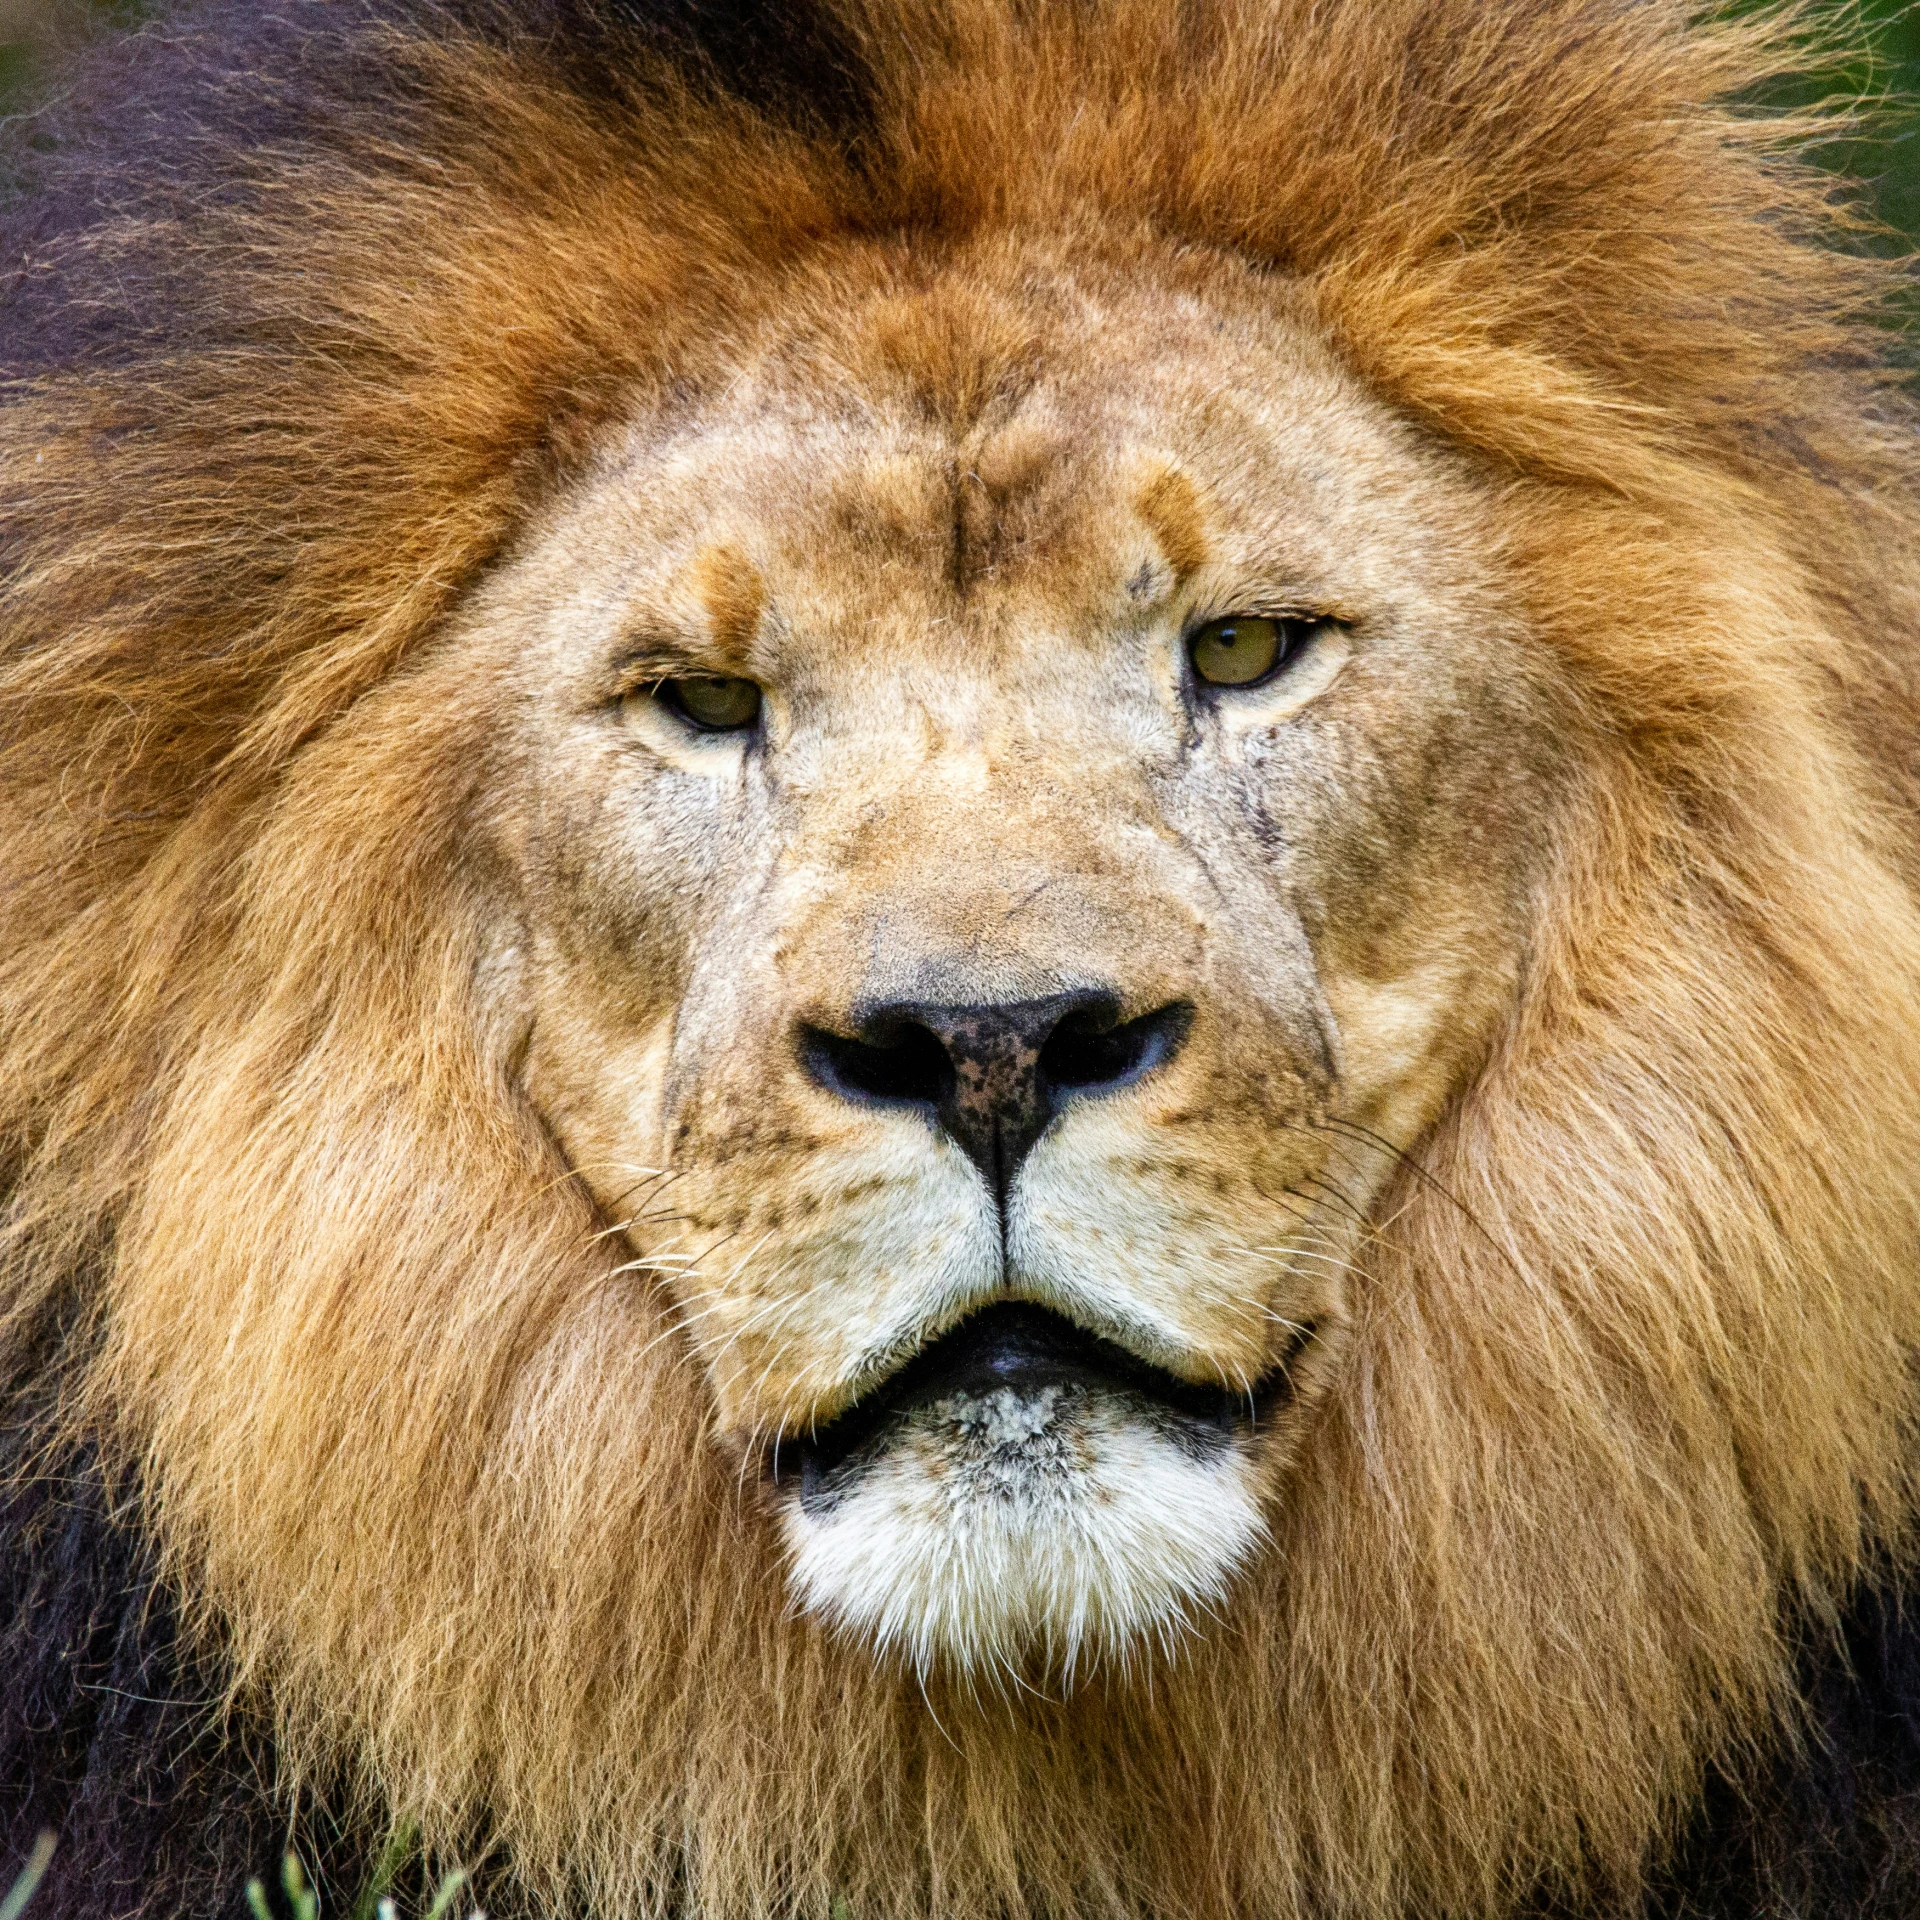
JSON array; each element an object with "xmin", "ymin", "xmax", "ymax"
[{"xmin": 766, "ymin": 1308, "xmax": 1315, "ymax": 1492}]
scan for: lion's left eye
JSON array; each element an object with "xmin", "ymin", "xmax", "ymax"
[
  {"xmin": 1188, "ymin": 616, "xmax": 1312, "ymax": 689},
  {"xmin": 651, "ymin": 675, "xmax": 763, "ymax": 732}
]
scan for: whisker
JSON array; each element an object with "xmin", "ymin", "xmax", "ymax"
[{"xmin": 1315, "ymin": 1115, "xmax": 1503, "ymax": 1241}]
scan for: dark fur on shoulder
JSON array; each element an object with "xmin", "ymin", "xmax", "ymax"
[
  {"xmin": 0, "ymin": 1430, "xmax": 283, "ymax": 1919},
  {"xmin": 1648, "ymin": 1586, "xmax": 1920, "ymax": 1920}
]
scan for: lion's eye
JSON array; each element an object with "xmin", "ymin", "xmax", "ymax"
[
  {"xmin": 653, "ymin": 675, "xmax": 763, "ymax": 733},
  {"xmin": 1188, "ymin": 616, "xmax": 1306, "ymax": 689}
]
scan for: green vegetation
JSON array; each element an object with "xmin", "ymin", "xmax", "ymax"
[
  {"xmin": 0, "ymin": 0, "xmax": 142, "ymax": 118},
  {"xmin": 245, "ymin": 1850, "xmax": 475, "ymax": 1920},
  {"xmin": 0, "ymin": 1830, "xmax": 480, "ymax": 1920},
  {"xmin": 1739, "ymin": 0, "xmax": 1920, "ymax": 243},
  {"xmin": 1853, "ymin": 6, "xmax": 1920, "ymax": 239}
]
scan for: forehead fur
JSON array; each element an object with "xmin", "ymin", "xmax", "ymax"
[
  {"xmin": 570, "ymin": 246, "xmax": 1385, "ymax": 650},
  {"xmin": 7, "ymin": 4, "xmax": 1920, "ymax": 1919}
]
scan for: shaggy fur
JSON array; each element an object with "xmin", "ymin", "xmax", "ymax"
[{"xmin": 8, "ymin": 1, "xmax": 1920, "ymax": 1916}]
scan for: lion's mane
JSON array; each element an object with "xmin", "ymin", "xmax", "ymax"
[{"xmin": 8, "ymin": 2, "xmax": 1920, "ymax": 1916}]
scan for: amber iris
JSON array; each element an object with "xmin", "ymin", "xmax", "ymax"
[
  {"xmin": 656, "ymin": 675, "xmax": 763, "ymax": 732},
  {"xmin": 1188, "ymin": 616, "xmax": 1293, "ymax": 688}
]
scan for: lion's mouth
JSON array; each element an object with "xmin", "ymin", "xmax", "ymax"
[{"xmin": 772, "ymin": 1301, "xmax": 1308, "ymax": 1505}]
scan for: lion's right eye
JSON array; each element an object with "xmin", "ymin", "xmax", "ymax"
[
  {"xmin": 1189, "ymin": 616, "xmax": 1313, "ymax": 689},
  {"xmin": 646, "ymin": 675, "xmax": 763, "ymax": 733}
]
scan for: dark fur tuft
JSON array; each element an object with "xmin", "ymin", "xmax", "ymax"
[{"xmin": 0, "ymin": 1421, "xmax": 287, "ymax": 1917}]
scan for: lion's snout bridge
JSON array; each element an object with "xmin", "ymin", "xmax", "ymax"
[{"xmin": 798, "ymin": 991, "xmax": 1192, "ymax": 1193}]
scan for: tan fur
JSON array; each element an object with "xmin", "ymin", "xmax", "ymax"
[{"xmin": 6, "ymin": 2, "xmax": 1920, "ymax": 1915}]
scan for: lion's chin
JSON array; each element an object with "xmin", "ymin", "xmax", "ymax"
[{"xmin": 772, "ymin": 1303, "xmax": 1274, "ymax": 1680}]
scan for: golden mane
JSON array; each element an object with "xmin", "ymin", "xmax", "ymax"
[{"xmin": 6, "ymin": 2, "xmax": 1920, "ymax": 1914}]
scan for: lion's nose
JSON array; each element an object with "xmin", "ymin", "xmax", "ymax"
[{"xmin": 799, "ymin": 992, "xmax": 1190, "ymax": 1193}]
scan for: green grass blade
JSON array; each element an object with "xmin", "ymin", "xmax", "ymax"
[
  {"xmin": 0, "ymin": 1833, "xmax": 55, "ymax": 1920},
  {"xmin": 349, "ymin": 1825, "xmax": 421, "ymax": 1920},
  {"xmin": 422, "ymin": 1868, "xmax": 469, "ymax": 1920},
  {"xmin": 278, "ymin": 1852, "xmax": 320, "ymax": 1920}
]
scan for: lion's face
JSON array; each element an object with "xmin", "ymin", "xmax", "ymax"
[{"xmin": 478, "ymin": 246, "xmax": 1557, "ymax": 1675}]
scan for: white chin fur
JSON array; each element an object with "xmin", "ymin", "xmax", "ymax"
[{"xmin": 779, "ymin": 1383, "xmax": 1266, "ymax": 1681}]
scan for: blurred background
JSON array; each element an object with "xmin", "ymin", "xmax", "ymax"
[
  {"xmin": 0, "ymin": 0, "xmax": 139, "ymax": 122},
  {"xmin": 4, "ymin": 0, "xmax": 1920, "ymax": 239}
]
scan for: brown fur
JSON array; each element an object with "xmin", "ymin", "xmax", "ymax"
[{"xmin": 6, "ymin": 2, "xmax": 1920, "ymax": 1915}]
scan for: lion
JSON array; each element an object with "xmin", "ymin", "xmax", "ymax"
[{"xmin": 6, "ymin": 0, "xmax": 1920, "ymax": 1914}]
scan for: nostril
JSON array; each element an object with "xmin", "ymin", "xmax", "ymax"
[
  {"xmin": 799, "ymin": 1021, "xmax": 956, "ymax": 1110},
  {"xmin": 1039, "ymin": 1000, "xmax": 1192, "ymax": 1095},
  {"xmin": 801, "ymin": 990, "xmax": 1191, "ymax": 1185}
]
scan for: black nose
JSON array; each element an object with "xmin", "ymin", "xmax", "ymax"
[{"xmin": 799, "ymin": 991, "xmax": 1191, "ymax": 1192}]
